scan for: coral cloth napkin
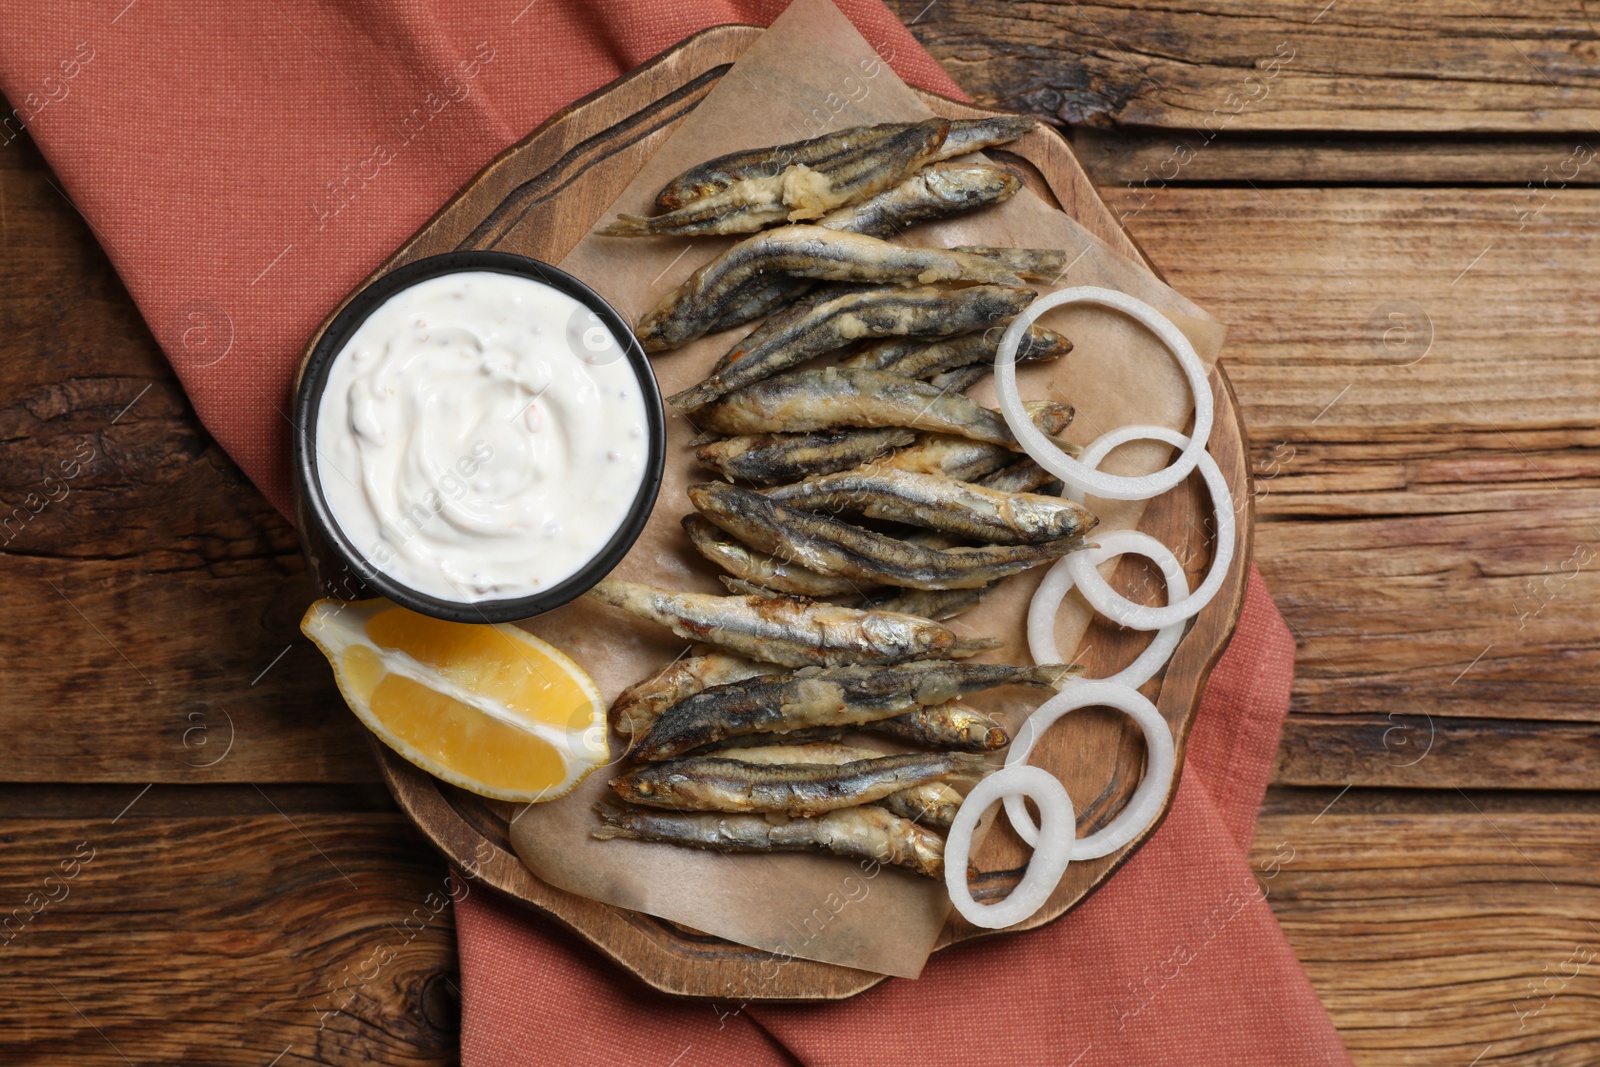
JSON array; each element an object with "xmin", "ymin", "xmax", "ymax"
[
  {"xmin": 0, "ymin": 0, "xmax": 1350, "ymax": 1062},
  {"xmin": 0, "ymin": 0, "xmax": 962, "ymax": 519}
]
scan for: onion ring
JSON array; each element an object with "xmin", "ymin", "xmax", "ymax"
[
  {"xmin": 1003, "ymin": 680, "xmax": 1175, "ymax": 858},
  {"xmin": 945, "ymin": 765, "xmax": 1075, "ymax": 930},
  {"xmin": 1027, "ymin": 529, "xmax": 1191, "ymax": 689},
  {"xmin": 994, "ymin": 286, "xmax": 1213, "ymax": 501},
  {"xmin": 1063, "ymin": 425, "xmax": 1234, "ymax": 631}
]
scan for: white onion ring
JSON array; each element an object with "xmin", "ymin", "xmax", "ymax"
[
  {"xmin": 945, "ymin": 765, "xmax": 1075, "ymax": 930},
  {"xmin": 994, "ymin": 286, "xmax": 1213, "ymax": 501},
  {"xmin": 1064, "ymin": 425, "xmax": 1234, "ymax": 631},
  {"xmin": 1003, "ymin": 680, "xmax": 1175, "ymax": 858},
  {"xmin": 1027, "ymin": 529, "xmax": 1191, "ymax": 689}
]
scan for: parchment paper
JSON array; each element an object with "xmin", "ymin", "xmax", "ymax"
[{"xmin": 507, "ymin": 0, "xmax": 1228, "ymax": 981}]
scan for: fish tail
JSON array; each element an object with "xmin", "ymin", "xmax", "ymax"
[
  {"xmin": 1049, "ymin": 535, "xmax": 1093, "ymax": 557},
  {"xmin": 598, "ymin": 214, "xmax": 664, "ymax": 236},
  {"xmin": 949, "ymin": 636, "xmax": 1004, "ymax": 657},
  {"xmin": 668, "ymin": 379, "xmax": 723, "ymax": 412},
  {"xmin": 719, "ymin": 576, "xmax": 780, "ymax": 599},
  {"xmin": 591, "ymin": 805, "xmax": 638, "ymax": 839},
  {"xmin": 1032, "ymin": 663, "xmax": 1082, "ymax": 689}
]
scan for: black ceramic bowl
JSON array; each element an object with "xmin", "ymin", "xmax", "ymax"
[{"xmin": 292, "ymin": 251, "xmax": 666, "ymax": 624}]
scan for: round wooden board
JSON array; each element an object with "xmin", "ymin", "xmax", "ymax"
[{"xmin": 304, "ymin": 24, "xmax": 1255, "ymax": 1002}]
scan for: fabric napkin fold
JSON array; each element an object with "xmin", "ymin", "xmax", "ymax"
[{"xmin": 0, "ymin": 0, "xmax": 1351, "ymax": 1062}]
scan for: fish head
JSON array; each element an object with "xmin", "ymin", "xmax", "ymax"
[
  {"xmin": 611, "ymin": 767, "xmax": 661, "ymax": 801},
  {"xmin": 925, "ymin": 165, "xmax": 1021, "ymax": 208}
]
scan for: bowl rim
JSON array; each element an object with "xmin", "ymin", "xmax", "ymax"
[{"xmin": 291, "ymin": 250, "xmax": 666, "ymax": 624}]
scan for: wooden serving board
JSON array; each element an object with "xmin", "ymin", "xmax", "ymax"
[{"xmin": 316, "ymin": 25, "xmax": 1254, "ymax": 1001}]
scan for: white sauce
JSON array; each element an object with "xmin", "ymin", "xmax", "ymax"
[{"xmin": 314, "ymin": 271, "xmax": 651, "ymax": 604}]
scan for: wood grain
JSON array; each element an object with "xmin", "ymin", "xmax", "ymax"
[
  {"xmin": 0, "ymin": 804, "xmax": 460, "ymax": 1067},
  {"xmin": 1098, "ymin": 184, "xmax": 1600, "ymax": 788},
  {"xmin": 317, "ymin": 23, "xmax": 1248, "ymax": 1001},
  {"xmin": 1070, "ymin": 129, "xmax": 1600, "ymax": 186},
  {"xmin": 3, "ymin": 794, "xmax": 1596, "ymax": 1067},
  {"xmin": 902, "ymin": 0, "xmax": 1600, "ymax": 133},
  {"xmin": 1251, "ymin": 801, "xmax": 1600, "ymax": 1066},
  {"xmin": 1276, "ymin": 715, "xmax": 1600, "ymax": 790},
  {"xmin": 1105, "ymin": 187, "xmax": 1600, "ymax": 439}
]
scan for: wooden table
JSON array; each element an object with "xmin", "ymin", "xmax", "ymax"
[{"xmin": 4, "ymin": 4, "xmax": 1596, "ymax": 1063}]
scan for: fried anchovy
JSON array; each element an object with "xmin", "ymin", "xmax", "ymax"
[
  {"xmin": 707, "ymin": 217, "xmax": 1043, "ymax": 337},
  {"xmin": 716, "ymin": 273, "xmax": 825, "ymax": 327},
  {"xmin": 641, "ymin": 228, "xmax": 1024, "ymax": 354},
  {"xmin": 610, "ymin": 652, "xmax": 773, "ymax": 741},
  {"xmin": 611, "ymin": 750, "xmax": 985, "ymax": 817},
  {"xmin": 687, "ymin": 697, "xmax": 1000, "ymax": 759},
  {"xmin": 689, "ymin": 481, "xmax": 1085, "ymax": 590},
  {"xmin": 881, "ymin": 401, "xmax": 1073, "ymax": 480},
  {"xmin": 930, "ymin": 115, "xmax": 1038, "ymax": 161},
  {"xmin": 843, "ymin": 324, "xmax": 1071, "ymax": 378},
  {"xmin": 703, "ymin": 741, "xmax": 963, "ymax": 830},
  {"xmin": 813, "ymin": 163, "xmax": 1021, "ymax": 238},
  {"xmin": 652, "ymin": 116, "xmax": 1033, "ymax": 209},
  {"xmin": 859, "ymin": 586, "xmax": 990, "ymax": 622},
  {"xmin": 682, "ymin": 515, "xmax": 860, "ymax": 597},
  {"xmin": 697, "ymin": 276, "xmax": 851, "ymax": 338},
  {"xmin": 652, "ymin": 122, "xmax": 924, "ymax": 210},
  {"xmin": 698, "ymin": 164, "xmax": 1029, "ymax": 334},
  {"xmin": 676, "ymin": 280, "xmax": 1002, "ymax": 407},
  {"xmin": 694, "ymin": 729, "xmax": 846, "ymax": 751},
  {"xmin": 689, "ymin": 528, "xmax": 984, "ymax": 612},
  {"xmin": 879, "ymin": 434, "xmax": 1010, "ymax": 481},
  {"xmin": 978, "ymin": 457, "xmax": 1064, "ymax": 494},
  {"xmin": 593, "ymin": 804, "xmax": 947, "ymax": 878},
  {"xmin": 694, "ymin": 426, "xmax": 915, "ymax": 485},
  {"xmin": 871, "ymin": 702, "xmax": 1011, "ymax": 751},
  {"xmin": 713, "ymin": 568, "xmax": 851, "ymax": 600},
  {"xmin": 716, "ymin": 690, "xmax": 1006, "ymax": 751},
  {"xmin": 671, "ymin": 285, "xmax": 1035, "ymax": 416},
  {"xmin": 695, "ymin": 366, "xmax": 1026, "ymax": 446},
  {"xmin": 603, "ymin": 121, "xmax": 948, "ymax": 236},
  {"xmin": 950, "ymin": 245, "xmax": 1068, "ymax": 281},
  {"xmin": 586, "ymin": 577, "xmax": 999, "ymax": 669},
  {"xmin": 634, "ymin": 660, "xmax": 1072, "ymax": 759},
  {"xmin": 878, "ymin": 783, "xmax": 963, "ymax": 830},
  {"xmin": 762, "ymin": 467, "xmax": 1094, "ymax": 545}
]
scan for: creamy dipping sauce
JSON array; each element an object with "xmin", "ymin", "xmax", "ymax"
[{"xmin": 314, "ymin": 271, "xmax": 651, "ymax": 604}]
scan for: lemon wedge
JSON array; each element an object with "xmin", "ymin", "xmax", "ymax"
[{"xmin": 301, "ymin": 598, "xmax": 608, "ymax": 803}]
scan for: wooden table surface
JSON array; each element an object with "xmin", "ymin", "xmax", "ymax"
[{"xmin": 4, "ymin": 3, "xmax": 1597, "ymax": 1064}]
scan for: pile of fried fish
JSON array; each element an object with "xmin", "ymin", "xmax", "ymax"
[{"xmin": 585, "ymin": 117, "xmax": 1099, "ymax": 880}]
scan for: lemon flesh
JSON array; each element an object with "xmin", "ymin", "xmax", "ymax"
[{"xmin": 302, "ymin": 598, "xmax": 608, "ymax": 803}]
